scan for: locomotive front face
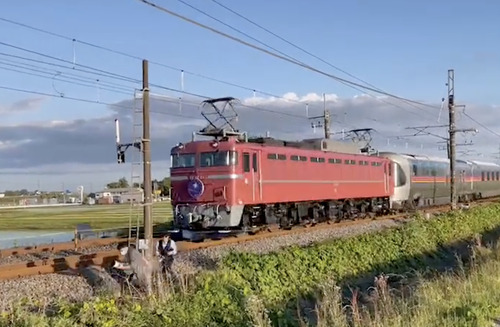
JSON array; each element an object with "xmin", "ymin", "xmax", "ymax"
[{"xmin": 169, "ymin": 140, "xmax": 242, "ymax": 230}]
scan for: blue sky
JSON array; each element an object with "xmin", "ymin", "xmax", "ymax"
[{"xmin": 1, "ymin": 0, "xmax": 499, "ymax": 191}]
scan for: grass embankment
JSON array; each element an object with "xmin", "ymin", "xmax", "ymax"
[
  {"xmin": 4, "ymin": 204, "xmax": 500, "ymax": 327},
  {"xmin": 311, "ymin": 246, "xmax": 500, "ymax": 327},
  {"xmin": 0, "ymin": 202, "xmax": 172, "ymax": 231}
]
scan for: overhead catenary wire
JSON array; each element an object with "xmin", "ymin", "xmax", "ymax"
[
  {"xmin": 208, "ymin": 0, "xmax": 438, "ymax": 114},
  {"xmin": 135, "ymin": 0, "xmax": 500, "ymax": 145},
  {"xmin": 168, "ymin": 1, "xmax": 442, "ymax": 121},
  {"xmin": 0, "ymin": 63, "xmax": 134, "ymax": 96},
  {"xmin": 135, "ymin": 0, "xmax": 444, "ymax": 122},
  {"xmin": 0, "ymin": 85, "xmax": 202, "ymax": 120},
  {"xmin": 0, "ymin": 14, "xmax": 441, "ymax": 128},
  {"xmin": 135, "ymin": 0, "xmax": 439, "ymax": 110},
  {"xmin": 174, "ymin": 0, "xmax": 307, "ymax": 66},
  {"xmin": 4, "ymin": 14, "xmax": 494, "ymax": 140},
  {"xmin": 463, "ymin": 112, "xmax": 500, "ymax": 138},
  {"xmin": 0, "ymin": 42, "xmax": 310, "ymax": 120},
  {"xmin": 0, "ymin": 55, "xmax": 135, "ymax": 92},
  {"xmin": 0, "ymin": 16, "xmax": 330, "ymax": 113}
]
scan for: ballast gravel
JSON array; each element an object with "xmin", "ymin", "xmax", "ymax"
[{"xmin": 0, "ymin": 217, "xmax": 409, "ymax": 309}]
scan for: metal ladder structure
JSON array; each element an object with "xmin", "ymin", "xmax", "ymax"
[{"xmin": 128, "ymin": 89, "xmax": 144, "ymax": 247}]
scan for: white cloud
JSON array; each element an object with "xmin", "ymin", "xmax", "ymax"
[{"xmin": 0, "ymin": 97, "xmax": 45, "ymax": 114}]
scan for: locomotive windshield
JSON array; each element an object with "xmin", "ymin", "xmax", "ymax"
[
  {"xmin": 171, "ymin": 153, "xmax": 195, "ymax": 168},
  {"xmin": 200, "ymin": 150, "xmax": 238, "ymax": 167}
]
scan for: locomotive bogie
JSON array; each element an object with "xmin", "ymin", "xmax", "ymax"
[
  {"xmin": 174, "ymin": 203, "xmax": 244, "ymax": 229},
  {"xmin": 240, "ymin": 197, "xmax": 391, "ymax": 229}
]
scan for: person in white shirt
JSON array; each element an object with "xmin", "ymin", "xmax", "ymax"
[{"xmin": 155, "ymin": 233, "xmax": 177, "ymax": 274}]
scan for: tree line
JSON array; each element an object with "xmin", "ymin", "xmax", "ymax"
[{"xmin": 106, "ymin": 177, "xmax": 171, "ymax": 196}]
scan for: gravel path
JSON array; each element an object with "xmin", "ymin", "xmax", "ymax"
[{"xmin": 0, "ymin": 217, "xmax": 409, "ymax": 309}]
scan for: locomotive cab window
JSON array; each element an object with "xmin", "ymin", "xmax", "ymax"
[
  {"xmin": 171, "ymin": 153, "xmax": 195, "ymax": 168},
  {"xmin": 200, "ymin": 151, "xmax": 238, "ymax": 167},
  {"xmin": 252, "ymin": 153, "xmax": 258, "ymax": 172}
]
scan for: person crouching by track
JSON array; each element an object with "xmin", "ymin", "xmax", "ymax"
[
  {"xmin": 113, "ymin": 242, "xmax": 155, "ymax": 295},
  {"xmin": 156, "ymin": 233, "xmax": 177, "ymax": 276}
]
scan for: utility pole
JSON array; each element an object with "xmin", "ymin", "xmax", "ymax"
[
  {"xmin": 448, "ymin": 69, "xmax": 457, "ymax": 210},
  {"xmin": 447, "ymin": 69, "xmax": 478, "ymax": 210},
  {"xmin": 324, "ymin": 99, "xmax": 331, "ymax": 139},
  {"xmin": 309, "ymin": 93, "xmax": 331, "ymax": 139},
  {"xmin": 142, "ymin": 59, "xmax": 153, "ymax": 260}
]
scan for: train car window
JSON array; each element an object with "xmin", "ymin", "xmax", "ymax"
[
  {"xmin": 482, "ymin": 172, "xmax": 485, "ymax": 181},
  {"xmin": 252, "ymin": 153, "xmax": 257, "ymax": 172},
  {"xmin": 310, "ymin": 157, "xmax": 320, "ymax": 163},
  {"xmin": 300, "ymin": 156, "xmax": 307, "ymax": 161},
  {"xmin": 267, "ymin": 153, "xmax": 277, "ymax": 160},
  {"xmin": 278, "ymin": 154, "xmax": 287, "ymax": 160},
  {"xmin": 291, "ymin": 155, "xmax": 300, "ymax": 161},
  {"xmin": 335, "ymin": 159, "xmax": 342, "ymax": 164},
  {"xmin": 350, "ymin": 160, "xmax": 356, "ymax": 165},
  {"xmin": 344, "ymin": 159, "xmax": 350, "ymax": 165},
  {"xmin": 243, "ymin": 153, "xmax": 250, "ymax": 172},
  {"xmin": 388, "ymin": 163, "xmax": 392, "ymax": 176},
  {"xmin": 171, "ymin": 153, "xmax": 195, "ymax": 168},
  {"xmin": 200, "ymin": 151, "xmax": 238, "ymax": 167},
  {"xmin": 318, "ymin": 157, "xmax": 325, "ymax": 163},
  {"xmin": 412, "ymin": 164, "xmax": 417, "ymax": 176},
  {"xmin": 488, "ymin": 172, "xmax": 491, "ymax": 181},
  {"xmin": 328, "ymin": 158, "xmax": 335, "ymax": 164}
]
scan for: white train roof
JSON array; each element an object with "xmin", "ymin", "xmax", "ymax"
[
  {"xmin": 468, "ymin": 160, "xmax": 500, "ymax": 168},
  {"xmin": 379, "ymin": 152, "xmax": 499, "ymax": 167},
  {"xmin": 399, "ymin": 154, "xmax": 450, "ymax": 163}
]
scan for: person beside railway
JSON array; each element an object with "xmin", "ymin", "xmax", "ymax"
[
  {"xmin": 155, "ymin": 233, "xmax": 177, "ymax": 275},
  {"xmin": 113, "ymin": 242, "xmax": 155, "ymax": 295}
]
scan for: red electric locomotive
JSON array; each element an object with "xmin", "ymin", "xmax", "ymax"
[{"xmin": 169, "ymin": 97, "xmax": 394, "ymax": 240}]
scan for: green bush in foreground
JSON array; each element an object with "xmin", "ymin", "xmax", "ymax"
[{"xmin": 3, "ymin": 204, "xmax": 500, "ymax": 327}]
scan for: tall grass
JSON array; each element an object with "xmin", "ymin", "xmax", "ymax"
[{"xmin": 312, "ymin": 244, "xmax": 500, "ymax": 327}]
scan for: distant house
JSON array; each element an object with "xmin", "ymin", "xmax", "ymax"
[{"xmin": 95, "ymin": 187, "xmax": 144, "ymax": 204}]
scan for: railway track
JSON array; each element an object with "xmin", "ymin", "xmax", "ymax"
[{"xmin": 0, "ymin": 197, "xmax": 498, "ymax": 281}]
